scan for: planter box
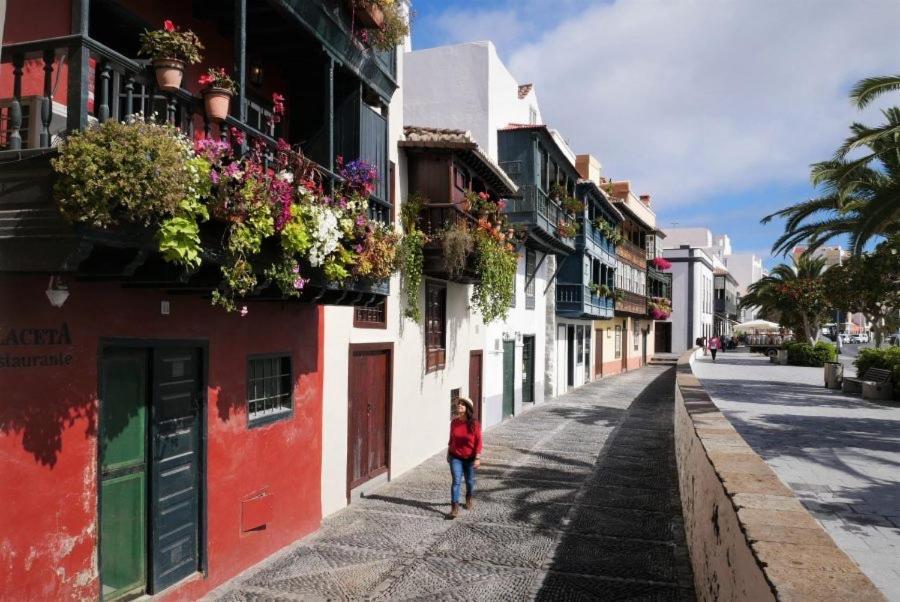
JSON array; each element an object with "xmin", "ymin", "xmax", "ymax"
[{"xmin": 354, "ymin": 2, "xmax": 384, "ymax": 28}]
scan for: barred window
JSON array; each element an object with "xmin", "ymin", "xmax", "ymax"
[
  {"xmin": 247, "ymin": 354, "xmax": 293, "ymax": 426},
  {"xmin": 525, "ymin": 249, "xmax": 536, "ymax": 309},
  {"xmin": 425, "ymin": 282, "xmax": 447, "ymax": 371},
  {"xmin": 615, "ymin": 326, "xmax": 622, "ymax": 358},
  {"xmin": 354, "ymin": 299, "xmax": 387, "ymax": 328}
]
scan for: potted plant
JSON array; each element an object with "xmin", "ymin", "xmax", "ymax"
[
  {"xmin": 561, "ymin": 196, "xmax": 584, "ymax": 215},
  {"xmin": 198, "ymin": 68, "xmax": 237, "ymax": 122},
  {"xmin": 138, "ymin": 20, "xmax": 204, "ymax": 92}
]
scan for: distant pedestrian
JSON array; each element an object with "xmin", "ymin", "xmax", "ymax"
[
  {"xmin": 709, "ymin": 335, "xmax": 721, "ymax": 361},
  {"xmin": 447, "ymin": 397, "xmax": 482, "ymax": 519}
]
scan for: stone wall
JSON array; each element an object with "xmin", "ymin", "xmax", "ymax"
[{"xmin": 674, "ymin": 349, "xmax": 884, "ymax": 601}]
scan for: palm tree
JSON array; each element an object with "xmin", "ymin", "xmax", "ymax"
[
  {"xmin": 763, "ymin": 75, "xmax": 900, "ymax": 255},
  {"xmin": 739, "ymin": 255, "xmax": 830, "ymax": 344}
]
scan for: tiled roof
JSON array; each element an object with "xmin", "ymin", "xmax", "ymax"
[
  {"xmin": 518, "ymin": 83, "xmax": 533, "ymax": 99},
  {"xmin": 403, "ymin": 126, "xmax": 476, "ymax": 144}
]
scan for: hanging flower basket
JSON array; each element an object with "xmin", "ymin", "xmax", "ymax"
[{"xmin": 651, "ymin": 256, "xmax": 672, "ymax": 270}]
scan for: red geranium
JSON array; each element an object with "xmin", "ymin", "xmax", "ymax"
[{"xmin": 163, "ymin": 20, "xmax": 175, "ymax": 32}]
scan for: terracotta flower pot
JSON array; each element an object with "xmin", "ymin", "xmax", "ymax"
[
  {"xmin": 354, "ymin": 2, "xmax": 384, "ymax": 28},
  {"xmin": 203, "ymin": 87, "xmax": 232, "ymax": 123},
  {"xmin": 153, "ymin": 58, "xmax": 185, "ymax": 92}
]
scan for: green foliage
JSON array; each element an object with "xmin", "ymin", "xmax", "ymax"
[
  {"xmin": 367, "ymin": 1, "xmax": 410, "ymax": 51},
  {"xmin": 157, "ymin": 216, "xmax": 202, "ymax": 268},
  {"xmin": 590, "ymin": 282, "xmax": 611, "ymax": 297},
  {"xmin": 398, "ymin": 194, "xmax": 426, "ymax": 321},
  {"xmin": 138, "ymin": 22, "xmax": 204, "ymax": 63},
  {"xmin": 471, "ymin": 230, "xmax": 517, "ymax": 323},
  {"xmin": 442, "ymin": 222, "xmax": 475, "ymax": 280},
  {"xmin": 855, "ymin": 346, "xmax": 900, "ymax": 397},
  {"xmin": 785, "ymin": 341, "xmax": 837, "ymax": 367},
  {"xmin": 52, "ymin": 119, "xmax": 197, "ymax": 227}
]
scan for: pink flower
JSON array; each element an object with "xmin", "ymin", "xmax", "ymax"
[
  {"xmin": 240, "ymin": 306, "xmax": 248, "ymax": 317},
  {"xmin": 198, "ymin": 73, "xmax": 215, "ymax": 87},
  {"xmin": 293, "ymin": 276, "xmax": 308, "ymax": 291},
  {"xmin": 163, "ymin": 20, "xmax": 175, "ymax": 32}
]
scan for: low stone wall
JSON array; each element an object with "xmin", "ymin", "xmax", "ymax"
[{"xmin": 674, "ymin": 349, "xmax": 884, "ymax": 601}]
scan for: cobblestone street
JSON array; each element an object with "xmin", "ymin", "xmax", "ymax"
[{"xmin": 210, "ymin": 365, "xmax": 695, "ymax": 601}]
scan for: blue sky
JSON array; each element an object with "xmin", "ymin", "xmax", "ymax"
[{"xmin": 408, "ymin": 0, "xmax": 900, "ymax": 267}]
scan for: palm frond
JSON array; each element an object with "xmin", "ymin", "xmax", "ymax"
[{"xmin": 849, "ymin": 74, "xmax": 900, "ymax": 109}]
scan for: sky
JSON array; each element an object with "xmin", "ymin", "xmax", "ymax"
[{"xmin": 408, "ymin": 0, "xmax": 900, "ymax": 267}]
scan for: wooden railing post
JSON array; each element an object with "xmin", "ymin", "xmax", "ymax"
[
  {"xmin": 40, "ymin": 49, "xmax": 55, "ymax": 147},
  {"xmin": 123, "ymin": 74, "xmax": 135, "ymax": 121},
  {"xmin": 66, "ymin": 38, "xmax": 90, "ymax": 133},
  {"xmin": 98, "ymin": 61, "xmax": 112, "ymax": 122},
  {"xmin": 9, "ymin": 54, "xmax": 24, "ymax": 150}
]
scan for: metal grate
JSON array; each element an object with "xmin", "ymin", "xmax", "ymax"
[{"xmin": 247, "ymin": 355, "xmax": 292, "ymax": 425}]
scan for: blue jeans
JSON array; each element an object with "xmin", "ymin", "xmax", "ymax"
[{"xmin": 449, "ymin": 455, "xmax": 476, "ymax": 504}]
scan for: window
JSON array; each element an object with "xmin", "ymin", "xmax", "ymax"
[
  {"xmin": 633, "ymin": 323, "xmax": 640, "ymax": 351},
  {"xmin": 450, "ymin": 387, "xmax": 461, "ymax": 419},
  {"xmin": 453, "ymin": 166, "xmax": 470, "ymax": 192},
  {"xmin": 525, "ymin": 250, "xmax": 536, "ymax": 309},
  {"xmin": 584, "ymin": 329, "xmax": 591, "ymax": 377},
  {"xmin": 614, "ymin": 327, "xmax": 622, "ymax": 358},
  {"xmin": 529, "ymin": 106, "xmax": 538, "ymax": 125},
  {"xmin": 247, "ymin": 354, "xmax": 293, "ymax": 426},
  {"xmin": 425, "ymin": 282, "xmax": 447, "ymax": 371},
  {"xmin": 354, "ymin": 299, "xmax": 387, "ymax": 328}
]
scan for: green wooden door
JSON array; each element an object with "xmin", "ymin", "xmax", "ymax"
[
  {"xmin": 502, "ymin": 340, "xmax": 515, "ymax": 418},
  {"xmin": 100, "ymin": 349, "xmax": 149, "ymax": 601}
]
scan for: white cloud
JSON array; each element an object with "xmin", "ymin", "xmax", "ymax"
[{"xmin": 428, "ymin": 0, "xmax": 900, "ymax": 212}]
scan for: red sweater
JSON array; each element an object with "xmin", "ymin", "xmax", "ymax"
[{"xmin": 448, "ymin": 418, "xmax": 483, "ymax": 460}]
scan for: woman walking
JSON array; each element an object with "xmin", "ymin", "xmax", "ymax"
[
  {"xmin": 709, "ymin": 334, "xmax": 721, "ymax": 362},
  {"xmin": 447, "ymin": 397, "xmax": 482, "ymax": 519}
]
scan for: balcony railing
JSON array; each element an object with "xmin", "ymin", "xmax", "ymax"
[
  {"xmin": 647, "ymin": 267, "xmax": 672, "ymax": 301},
  {"xmin": 715, "ymin": 297, "xmax": 738, "ymax": 317},
  {"xmin": 615, "ymin": 290, "xmax": 648, "ymax": 316},
  {"xmin": 503, "ymin": 185, "xmax": 575, "ymax": 254},
  {"xmin": 617, "ymin": 238, "xmax": 646, "ymax": 266},
  {"xmin": 418, "ymin": 203, "xmax": 480, "ymax": 283},
  {"xmin": 577, "ymin": 220, "xmax": 616, "ymax": 258},
  {"xmin": 556, "ymin": 282, "xmax": 615, "ymax": 319},
  {"xmin": 0, "ymin": 34, "xmax": 390, "ymax": 302}
]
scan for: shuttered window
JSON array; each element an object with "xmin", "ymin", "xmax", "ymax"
[
  {"xmin": 525, "ymin": 250, "xmax": 536, "ymax": 309},
  {"xmin": 425, "ymin": 282, "xmax": 447, "ymax": 372}
]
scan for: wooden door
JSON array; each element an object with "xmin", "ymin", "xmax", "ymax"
[
  {"xmin": 621, "ymin": 320, "xmax": 628, "ymax": 372},
  {"xmin": 521, "ymin": 336, "xmax": 535, "ymax": 404},
  {"xmin": 348, "ymin": 345, "xmax": 392, "ymax": 493},
  {"xmin": 502, "ymin": 341, "xmax": 515, "ymax": 418},
  {"xmin": 655, "ymin": 322, "xmax": 672, "ymax": 353},
  {"xmin": 468, "ymin": 351, "xmax": 483, "ymax": 421},
  {"xmin": 150, "ymin": 347, "xmax": 202, "ymax": 593},
  {"xmin": 100, "ymin": 349, "xmax": 149, "ymax": 601},
  {"xmin": 594, "ymin": 329, "xmax": 603, "ymax": 379}
]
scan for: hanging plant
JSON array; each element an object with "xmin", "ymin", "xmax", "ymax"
[
  {"xmin": 441, "ymin": 221, "xmax": 475, "ymax": 280},
  {"xmin": 399, "ymin": 193, "xmax": 427, "ymax": 321},
  {"xmin": 198, "ymin": 68, "xmax": 237, "ymax": 123},
  {"xmin": 548, "ymin": 182, "xmax": 567, "ymax": 201},
  {"xmin": 352, "ymin": 0, "xmax": 410, "ymax": 51},
  {"xmin": 650, "ymin": 256, "xmax": 672, "ymax": 270},
  {"xmin": 138, "ymin": 20, "xmax": 204, "ymax": 91},
  {"xmin": 471, "ymin": 229, "xmax": 517, "ymax": 323},
  {"xmin": 556, "ymin": 220, "xmax": 579, "ymax": 238},
  {"xmin": 589, "ymin": 282, "xmax": 612, "ymax": 298},
  {"xmin": 561, "ymin": 196, "xmax": 584, "ymax": 215}
]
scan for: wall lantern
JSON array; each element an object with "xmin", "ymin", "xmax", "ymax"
[
  {"xmin": 249, "ymin": 64, "xmax": 263, "ymax": 87},
  {"xmin": 45, "ymin": 275, "xmax": 69, "ymax": 308}
]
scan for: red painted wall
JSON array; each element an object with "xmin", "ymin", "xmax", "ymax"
[{"xmin": 0, "ymin": 275, "xmax": 324, "ymax": 600}]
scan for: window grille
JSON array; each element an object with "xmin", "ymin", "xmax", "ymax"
[{"xmin": 247, "ymin": 354, "xmax": 293, "ymax": 426}]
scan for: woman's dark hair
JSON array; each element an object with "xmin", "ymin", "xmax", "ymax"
[{"xmin": 456, "ymin": 398, "xmax": 476, "ymax": 432}]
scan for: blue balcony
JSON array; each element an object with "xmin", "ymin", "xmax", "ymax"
[{"xmin": 556, "ymin": 283, "xmax": 615, "ymax": 319}]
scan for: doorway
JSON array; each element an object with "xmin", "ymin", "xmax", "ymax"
[
  {"xmin": 654, "ymin": 322, "xmax": 672, "ymax": 353},
  {"xmin": 521, "ymin": 336, "xmax": 535, "ymax": 404},
  {"xmin": 468, "ymin": 350, "xmax": 483, "ymax": 421},
  {"xmin": 642, "ymin": 329, "xmax": 648, "ymax": 366},
  {"xmin": 567, "ymin": 325, "xmax": 575, "ymax": 388},
  {"xmin": 594, "ymin": 329, "xmax": 603, "ymax": 379},
  {"xmin": 502, "ymin": 340, "xmax": 515, "ymax": 418},
  {"xmin": 99, "ymin": 344, "xmax": 204, "ymax": 600},
  {"xmin": 347, "ymin": 344, "xmax": 392, "ymax": 495},
  {"xmin": 556, "ymin": 325, "xmax": 567, "ymax": 397}
]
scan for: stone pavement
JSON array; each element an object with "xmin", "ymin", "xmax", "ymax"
[
  {"xmin": 209, "ymin": 365, "xmax": 695, "ymax": 601},
  {"xmin": 693, "ymin": 351, "xmax": 900, "ymax": 599}
]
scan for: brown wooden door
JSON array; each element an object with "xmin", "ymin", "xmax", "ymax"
[
  {"xmin": 469, "ymin": 351, "xmax": 483, "ymax": 421},
  {"xmin": 348, "ymin": 344, "xmax": 392, "ymax": 494},
  {"xmin": 594, "ymin": 329, "xmax": 603, "ymax": 379}
]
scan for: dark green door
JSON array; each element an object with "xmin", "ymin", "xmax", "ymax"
[
  {"xmin": 502, "ymin": 340, "xmax": 515, "ymax": 418},
  {"xmin": 521, "ymin": 336, "xmax": 535, "ymax": 404},
  {"xmin": 100, "ymin": 349, "xmax": 149, "ymax": 601},
  {"xmin": 150, "ymin": 347, "xmax": 202, "ymax": 592}
]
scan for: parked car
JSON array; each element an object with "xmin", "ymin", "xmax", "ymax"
[{"xmin": 838, "ymin": 333, "xmax": 851, "ymax": 344}]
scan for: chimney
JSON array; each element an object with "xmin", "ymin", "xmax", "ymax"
[
  {"xmin": 639, "ymin": 194, "xmax": 651, "ymax": 207},
  {"xmin": 575, "ymin": 154, "xmax": 602, "ymax": 185}
]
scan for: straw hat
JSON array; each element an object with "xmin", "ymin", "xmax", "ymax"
[{"xmin": 455, "ymin": 396, "xmax": 474, "ymax": 413}]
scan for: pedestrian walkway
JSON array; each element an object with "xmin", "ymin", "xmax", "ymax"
[
  {"xmin": 210, "ymin": 365, "xmax": 695, "ymax": 601},
  {"xmin": 693, "ymin": 351, "xmax": 900, "ymax": 599}
]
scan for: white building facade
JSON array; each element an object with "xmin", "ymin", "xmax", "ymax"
[{"xmin": 661, "ymin": 246, "xmax": 716, "ymax": 352}]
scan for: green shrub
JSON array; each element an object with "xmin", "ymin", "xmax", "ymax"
[
  {"xmin": 855, "ymin": 347, "xmax": 900, "ymax": 397},
  {"xmin": 785, "ymin": 341, "xmax": 837, "ymax": 367}
]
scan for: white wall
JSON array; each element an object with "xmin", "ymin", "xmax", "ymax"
[
  {"xmin": 664, "ymin": 247, "xmax": 715, "ymax": 353},
  {"xmin": 663, "ymin": 228, "xmax": 713, "ymax": 249}
]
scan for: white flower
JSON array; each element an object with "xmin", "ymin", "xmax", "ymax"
[{"xmin": 276, "ymin": 171, "xmax": 294, "ymax": 184}]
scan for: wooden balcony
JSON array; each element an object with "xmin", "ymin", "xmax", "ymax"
[
  {"xmin": 577, "ymin": 221, "xmax": 616, "ymax": 265},
  {"xmin": 616, "ymin": 239, "xmax": 646, "ymax": 267},
  {"xmin": 647, "ymin": 267, "xmax": 672, "ymax": 301},
  {"xmin": 0, "ymin": 33, "xmax": 389, "ymax": 305},
  {"xmin": 615, "ymin": 290, "xmax": 648, "ymax": 317},
  {"xmin": 556, "ymin": 282, "xmax": 614, "ymax": 320},
  {"xmin": 504, "ymin": 185, "xmax": 576, "ymax": 255},
  {"xmin": 418, "ymin": 203, "xmax": 480, "ymax": 284}
]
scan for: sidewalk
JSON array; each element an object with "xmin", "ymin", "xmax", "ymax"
[
  {"xmin": 209, "ymin": 365, "xmax": 695, "ymax": 601},
  {"xmin": 693, "ymin": 351, "xmax": 900, "ymax": 599}
]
